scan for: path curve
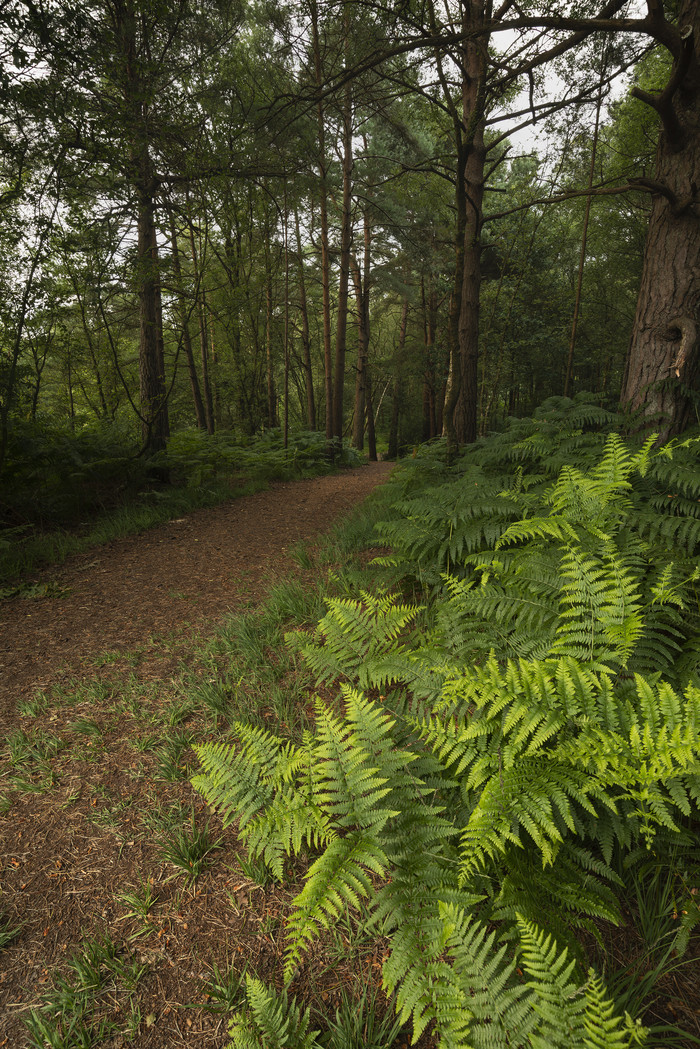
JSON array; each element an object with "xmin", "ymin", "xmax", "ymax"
[{"xmin": 0, "ymin": 461, "xmax": 393, "ymax": 728}]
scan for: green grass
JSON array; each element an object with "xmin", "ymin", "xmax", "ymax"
[
  {"xmin": 198, "ymin": 959, "xmax": 247, "ymax": 1013},
  {"xmin": 0, "ymin": 479, "xmax": 240, "ymax": 584},
  {"xmin": 158, "ymin": 810, "xmax": 223, "ymax": 884},
  {"xmin": 0, "ymin": 912, "xmax": 23, "ymax": 949},
  {"xmin": 324, "ymin": 984, "xmax": 405, "ymax": 1049},
  {"xmin": 23, "ymin": 936, "xmax": 148, "ymax": 1048},
  {"xmin": 154, "ymin": 729, "xmax": 197, "ymax": 782}
]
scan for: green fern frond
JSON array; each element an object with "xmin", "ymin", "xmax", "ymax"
[
  {"xmin": 191, "ymin": 738, "xmax": 275, "ymax": 830},
  {"xmin": 227, "ymin": 976, "xmax": 320, "ymax": 1049},
  {"xmin": 440, "ymin": 902, "xmax": 537, "ymax": 1048},
  {"xmin": 518, "ymin": 916, "xmax": 643, "ymax": 1048},
  {"xmin": 284, "ymin": 831, "xmax": 388, "ymax": 979},
  {"xmin": 291, "ymin": 591, "xmax": 421, "ymax": 687},
  {"xmin": 241, "ymin": 794, "xmax": 336, "ymax": 880}
]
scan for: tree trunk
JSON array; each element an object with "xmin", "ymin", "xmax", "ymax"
[
  {"xmin": 388, "ymin": 297, "xmax": 409, "ymax": 460},
  {"xmin": 333, "ymin": 59, "xmax": 354, "ymax": 447},
  {"xmin": 421, "ymin": 276, "xmax": 439, "ymax": 439},
  {"xmin": 565, "ymin": 74, "xmax": 604, "ymax": 398},
  {"xmin": 351, "ymin": 210, "xmax": 372, "ymax": 451},
  {"xmin": 169, "ymin": 216, "xmax": 207, "ymax": 430},
  {"xmin": 294, "ymin": 207, "xmax": 316, "ymax": 429},
  {"xmin": 311, "ymin": 0, "xmax": 333, "ymax": 444},
  {"xmin": 137, "ymin": 165, "xmax": 170, "ymax": 465},
  {"xmin": 454, "ymin": 1, "xmax": 488, "ymax": 446},
  {"xmin": 442, "ymin": 168, "xmax": 465, "ymax": 455},
  {"xmin": 351, "ymin": 258, "xmax": 366, "ymax": 452},
  {"xmin": 264, "ymin": 229, "xmax": 278, "ymax": 429},
  {"xmin": 186, "ymin": 216, "xmax": 215, "ymax": 435},
  {"xmin": 620, "ymin": 0, "xmax": 700, "ymax": 439}
]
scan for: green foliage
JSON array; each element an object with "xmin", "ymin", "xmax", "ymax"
[
  {"xmin": 227, "ymin": 976, "xmax": 320, "ymax": 1049},
  {"xmin": 162, "ymin": 428, "xmax": 360, "ymax": 488},
  {"xmin": 0, "ymin": 425, "xmax": 352, "ymax": 583},
  {"xmin": 193, "ymin": 411, "xmax": 700, "ymax": 1047},
  {"xmin": 24, "ymin": 936, "xmax": 147, "ymax": 1048}
]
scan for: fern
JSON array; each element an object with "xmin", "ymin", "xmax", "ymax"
[
  {"xmin": 289, "ymin": 590, "xmax": 421, "ymax": 688},
  {"xmin": 192, "ymin": 417, "xmax": 700, "ymax": 1048},
  {"xmin": 227, "ymin": 977, "xmax": 320, "ymax": 1049}
]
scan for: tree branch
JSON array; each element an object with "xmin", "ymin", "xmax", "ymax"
[
  {"xmin": 484, "ymin": 178, "xmax": 667, "ymax": 224},
  {"xmin": 631, "ymin": 24, "xmax": 695, "ymax": 151}
]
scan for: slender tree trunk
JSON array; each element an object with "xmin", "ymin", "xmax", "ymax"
[
  {"xmin": 294, "ymin": 208, "xmax": 316, "ymax": 429},
  {"xmin": 208, "ymin": 315, "xmax": 220, "ymax": 428},
  {"xmin": 333, "ymin": 52, "xmax": 354, "ymax": 446},
  {"xmin": 283, "ymin": 189, "xmax": 290, "ymax": 450},
  {"xmin": 351, "ymin": 258, "xmax": 366, "ymax": 451},
  {"xmin": 264, "ymin": 226, "xmax": 277, "ymax": 429},
  {"xmin": 186, "ymin": 216, "xmax": 215, "ymax": 434},
  {"xmin": 365, "ymin": 362, "xmax": 377, "ymax": 461},
  {"xmin": 351, "ymin": 211, "xmax": 372, "ymax": 451},
  {"xmin": 169, "ymin": 217, "xmax": 207, "ymax": 429},
  {"xmin": 442, "ymin": 169, "xmax": 465, "ymax": 457},
  {"xmin": 620, "ymin": 0, "xmax": 700, "ymax": 438},
  {"xmin": 66, "ymin": 348, "xmax": 75, "ymax": 429},
  {"xmin": 421, "ymin": 276, "xmax": 439, "ymax": 439},
  {"xmin": 388, "ymin": 297, "xmax": 409, "ymax": 460},
  {"xmin": 564, "ymin": 76, "xmax": 604, "ymax": 398},
  {"xmin": 136, "ymin": 163, "xmax": 170, "ymax": 464},
  {"xmin": 311, "ymin": 0, "xmax": 333, "ymax": 443},
  {"xmin": 454, "ymin": 2, "xmax": 489, "ymax": 446}
]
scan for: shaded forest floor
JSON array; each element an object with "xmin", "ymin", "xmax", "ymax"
[{"xmin": 0, "ymin": 461, "xmax": 408, "ymax": 1049}]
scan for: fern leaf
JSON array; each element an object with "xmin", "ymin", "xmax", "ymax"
[{"xmin": 284, "ymin": 831, "xmax": 388, "ymax": 979}]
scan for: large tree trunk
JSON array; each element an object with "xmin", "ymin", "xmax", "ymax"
[{"xmin": 620, "ymin": 1, "xmax": 700, "ymax": 439}]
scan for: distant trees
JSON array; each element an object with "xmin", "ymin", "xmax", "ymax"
[{"xmin": 0, "ymin": 0, "xmax": 696, "ymax": 486}]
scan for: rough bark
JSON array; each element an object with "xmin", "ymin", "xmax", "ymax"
[{"xmin": 620, "ymin": 0, "xmax": 700, "ymax": 438}]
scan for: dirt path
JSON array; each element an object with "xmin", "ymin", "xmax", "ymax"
[{"xmin": 0, "ymin": 461, "xmax": 393, "ymax": 730}]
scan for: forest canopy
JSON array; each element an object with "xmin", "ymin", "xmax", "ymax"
[{"xmin": 0, "ymin": 0, "xmax": 698, "ymax": 517}]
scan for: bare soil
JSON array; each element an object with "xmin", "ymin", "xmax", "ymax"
[
  {"xmin": 0, "ymin": 461, "xmax": 405, "ymax": 1049},
  {"xmin": 0, "ymin": 462, "xmax": 392, "ymax": 730}
]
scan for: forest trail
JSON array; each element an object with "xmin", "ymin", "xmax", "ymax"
[{"xmin": 0, "ymin": 460, "xmax": 393, "ymax": 729}]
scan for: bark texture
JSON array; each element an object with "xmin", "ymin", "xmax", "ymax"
[{"xmin": 620, "ymin": 1, "xmax": 700, "ymax": 438}]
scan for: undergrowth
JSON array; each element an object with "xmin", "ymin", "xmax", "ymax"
[
  {"xmin": 0, "ymin": 425, "xmax": 360, "ymax": 583},
  {"xmin": 193, "ymin": 395, "xmax": 700, "ymax": 1048}
]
